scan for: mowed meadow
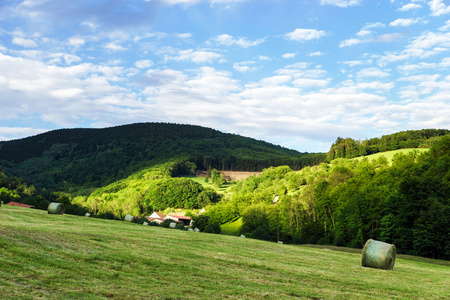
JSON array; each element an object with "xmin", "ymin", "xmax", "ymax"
[{"xmin": 1, "ymin": 206, "xmax": 448, "ymax": 299}]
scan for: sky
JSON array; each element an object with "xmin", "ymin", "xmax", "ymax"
[{"xmin": 0, "ymin": 0, "xmax": 449, "ymax": 152}]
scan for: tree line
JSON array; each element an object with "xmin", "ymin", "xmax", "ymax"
[{"xmin": 327, "ymin": 129, "xmax": 449, "ymax": 161}]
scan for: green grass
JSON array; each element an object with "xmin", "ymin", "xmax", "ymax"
[
  {"xmin": 352, "ymin": 148, "xmax": 429, "ymax": 164},
  {"xmin": 1, "ymin": 206, "xmax": 449, "ymax": 299},
  {"xmin": 221, "ymin": 217, "xmax": 243, "ymax": 236},
  {"xmin": 184, "ymin": 175, "xmax": 234, "ymax": 194}
]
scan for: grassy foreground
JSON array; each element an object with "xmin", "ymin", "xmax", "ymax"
[{"xmin": 1, "ymin": 206, "xmax": 448, "ymax": 299}]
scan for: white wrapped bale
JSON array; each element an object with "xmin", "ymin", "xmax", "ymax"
[
  {"xmin": 124, "ymin": 215, "xmax": 135, "ymax": 222},
  {"xmin": 361, "ymin": 239, "xmax": 396, "ymax": 270},
  {"xmin": 48, "ymin": 203, "xmax": 64, "ymax": 215}
]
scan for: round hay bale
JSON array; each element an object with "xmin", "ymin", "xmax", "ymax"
[
  {"xmin": 124, "ymin": 215, "xmax": 135, "ymax": 222},
  {"xmin": 169, "ymin": 222, "xmax": 176, "ymax": 229},
  {"xmin": 48, "ymin": 203, "xmax": 64, "ymax": 215},
  {"xmin": 85, "ymin": 212, "xmax": 91, "ymax": 217},
  {"xmin": 361, "ymin": 239, "xmax": 396, "ymax": 270}
]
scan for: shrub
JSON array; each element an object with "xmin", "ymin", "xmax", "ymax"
[
  {"xmin": 175, "ymin": 222, "xmax": 185, "ymax": 230},
  {"xmin": 204, "ymin": 223, "xmax": 221, "ymax": 234},
  {"xmin": 160, "ymin": 219, "xmax": 173, "ymax": 228},
  {"xmin": 333, "ymin": 236, "xmax": 346, "ymax": 247},
  {"xmin": 317, "ymin": 237, "xmax": 330, "ymax": 245},
  {"xmin": 292, "ymin": 234, "xmax": 307, "ymax": 245},
  {"xmin": 251, "ymin": 225, "xmax": 272, "ymax": 241},
  {"xmin": 307, "ymin": 235, "xmax": 319, "ymax": 244},
  {"xmin": 347, "ymin": 239, "xmax": 363, "ymax": 249}
]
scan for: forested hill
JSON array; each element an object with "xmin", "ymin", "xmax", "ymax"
[
  {"xmin": 327, "ymin": 129, "xmax": 449, "ymax": 161},
  {"xmin": 0, "ymin": 123, "xmax": 325, "ymax": 191}
]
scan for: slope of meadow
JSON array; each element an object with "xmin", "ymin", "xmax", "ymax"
[{"xmin": 1, "ymin": 206, "xmax": 448, "ymax": 299}]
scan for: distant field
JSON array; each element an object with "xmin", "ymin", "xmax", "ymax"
[
  {"xmin": 221, "ymin": 217, "xmax": 243, "ymax": 236},
  {"xmin": 1, "ymin": 206, "xmax": 448, "ymax": 299},
  {"xmin": 352, "ymin": 148, "xmax": 429, "ymax": 164}
]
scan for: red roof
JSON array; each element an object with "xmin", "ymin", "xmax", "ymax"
[
  {"xmin": 6, "ymin": 201, "xmax": 35, "ymax": 208},
  {"xmin": 168, "ymin": 214, "xmax": 192, "ymax": 220}
]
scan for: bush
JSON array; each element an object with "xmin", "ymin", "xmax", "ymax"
[
  {"xmin": 191, "ymin": 215, "xmax": 209, "ymax": 232},
  {"xmin": 333, "ymin": 236, "xmax": 346, "ymax": 247},
  {"xmin": 317, "ymin": 237, "xmax": 330, "ymax": 245},
  {"xmin": 307, "ymin": 235, "xmax": 319, "ymax": 244},
  {"xmin": 175, "ymin": 222, "xmax": 185, "ymax": 230},
  {"xmin": 160, "ymin": 219, "xmax": 173, "ymax": 228},
  {"xmin": 292, "ymin": 234, "xmax": 308, "ymax": 245},
  {"xmin": 251, "ymin": 225, "xmax": 272, "ymax": 241},
  {"xmin": 347, "ymin": 239, "xmax": 363, "ymax": 249},
  {"xmin": 204, "ymin": 222, "xmax": 221, "ymax": 234},
  {"xmin": 93, "ymin": 212, "xmax": 118, "ymax": 220}
]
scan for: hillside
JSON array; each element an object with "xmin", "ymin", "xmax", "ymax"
[
  {"xmin": 0, "ymin": 123, "xmax": 325, "ymax": 191},
  {"xmin": 1, "ymin": 205, "xmax": 448, "ymax": 299},
  {"xmin": 327, "ymin": 129, "xmax": 449, "ymax": 161}
]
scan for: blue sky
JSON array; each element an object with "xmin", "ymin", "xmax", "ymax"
[{"xmin": 0, "ymin": 0, "xmax": 449, "ymax": 152}]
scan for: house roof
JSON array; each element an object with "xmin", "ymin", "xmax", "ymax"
[
  {"xmin": 6, "ymin": 201, "xmax": 35, "ymax": 208},
  {"xmin": 145, "ymin": 217, "xmax": 165, "ymax": 222},
  {"xmin": 168, "ymin": 214, "xmax": 192, "ymax": 220},
  {"xmin": 150, "ymin": 212, "xmax": 166, "ymax": 219}
]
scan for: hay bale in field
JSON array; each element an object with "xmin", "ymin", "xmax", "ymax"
[
  {"xmin": 85, "ymin": 213, "xmax": 91, "ymax": 217},
  {"xmin": 48, "ymin": 203, "xmax": 64, "ymax": 215},
  {"xmin": 194, "ymin": 228, "xmax": 200, "ymax": 232},
  {"xmin": 169, "ymin": 222, "xmax": 176, "ymax": 229},
  {"xmin": 188, "ymin": 228, "xmax": 194, "ymax": 232},
  {"xmin": 143, "ymin": 222, "xmax": 149, "ymax": 226},
  {"xmin": 124, "ymin": 215, "xmax": 135, "ymax": 222},
  {"xmin": 361, "ymin": 239, "xmax": 396, "ymax": 270}
]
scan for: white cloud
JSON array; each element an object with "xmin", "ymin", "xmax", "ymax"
[
  {"xmin": 309, "ymin": 51, "xmax": 324, "ymax": 57},
  {"xmin": 438, "ymin": 20, "xmax": 450, "ymax": 31},
  {"xmin": 233, "ymin": 61, "xmax": 259, "ymax": 73},
  {"xmin": 356, "ymin": 29, "xmax": 372, "ymax": 36},
  {"xmin": 362, "ymin": 22, "xmax": 386, "ymax": 30},
  {"xmin": 282, "ymin": 53, "xmax": 296, "ymax": 59},
  {"xmin": 428, "ymin": 0, "xmax": 450, "ymax": 16},
  {"xmin": 68, "ymin": 37, "xmax": 85, "ymax": 47},
  {"xmin": 320, "ymin": 0, "xmax": 362, "ymax": 7},
  {"xmin": 339, "ymin": 38, "xmax": 361, "ymax": 47},
  {"xmin": 292, "ymin": 78, "xmax": 330, "ymax": 88},
  {"xmin": 357, "ymin": 67, "xmax": 391, "ymax": 78},
  {"xmin": 177, "ymin": 33, "xmax": 192, "ymax": 38},
  {"xmin": 159, "ymin": 0, "xmax": 247, "ymax": 5},
  {"xmin": 285, "ymin": 28, "xmax": 327, "ymax": 41},
  {"xmin": 12, "ymin": 37, "xmax": 38, "ymax": 48},
  {"xmin": 0, "ymin": 127, "xmax": 49, "ymax": 141},
  {"xmin": 214, "ymin": 34, "xmax": 264, "ymax": 47},
  {"xmin": 135, "ymin": 60, "xmax": 154, "ymax": 69},
  {"xmin": 389, "ymin": 18, "xmax": 419, "ymax": 27},
  {"xmin": 398, "ymin": 3, "xmax": 422, "ymax": 11},
  {"xmin": 166, "ymin": 49, "xmax": 222, "ymax": 63},
  {"xmin": 104, "ymin": 42, "xmax": 127, "ymax": 51}
]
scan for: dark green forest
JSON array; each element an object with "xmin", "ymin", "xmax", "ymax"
[
  {"xmin": 0, "ymin": 123, "xmax": 325, "ymax": 191},
  {"xmin": 327, "ymin": 129, "xmax": 449, "ymax": 160}
]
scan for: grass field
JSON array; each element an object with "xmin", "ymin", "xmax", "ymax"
[
  {"xmin": 352, "ymin": 148, "xmax": 429, "ymax": 164},
  {"xmin": 1, "ymin": 206, "xmax": 449, "ymax": 299},
  {"xmin": 221, "ymin": 218, "xmax": 243, "ymax": 236}
]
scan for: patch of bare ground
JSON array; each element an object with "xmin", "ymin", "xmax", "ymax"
[{"xmin": 196, "ymin": 170, "xmax": 262, "ymax": 181}]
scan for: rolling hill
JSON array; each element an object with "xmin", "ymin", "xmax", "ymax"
[{"xmin": 0, "ymin": 123, "xmax": 325, "ymax": 191}]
